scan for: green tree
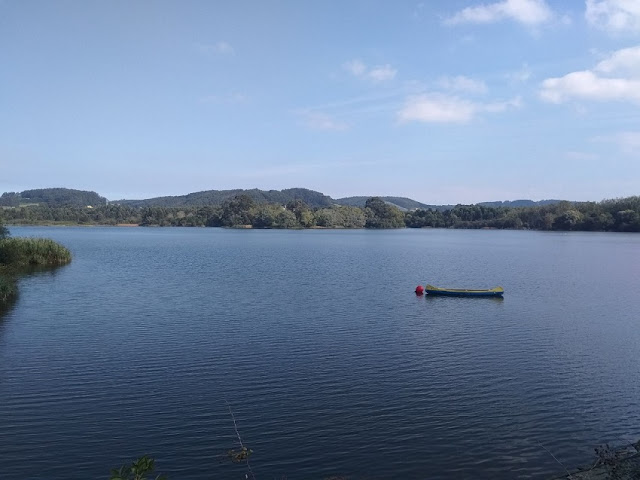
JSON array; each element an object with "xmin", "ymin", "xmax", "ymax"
[
  {"xmin": 252, "ymin": 204, "xmax": 278, "ymax": 228},
  {"xmin": 0, "ymin": 222, "xmax": 8, "ymax": 239},
  {"xmin": 274, "ymin": 209, "xmax": 298, "ymax": 228},
  {"xmin": 222, "ymin": 195, "xmax": 256, "ymax": 226},
  {"xmin": 315, "ymin": 207, "xmax": 343, "ymax": 228},
  {"xmin": 553, "ymin": 209, "xmax": 583, "ymax": 230},
  {"xmin": 614, "ymin": 209, "xmax": 640, "ymax": 232},
  {"xmin": 337, "ymin": 205, "xmax": 366, "ymax": 228},
  {"xmin": 364, "ymin": 197, "xmax": 405, "ymax": 229},
  {"xmin": 286, "ymin": 200, "xmax": 314, "ymax": 227}
]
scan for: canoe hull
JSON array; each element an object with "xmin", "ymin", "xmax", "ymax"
[{"xmin": 425, "ymin": 284, "xmax": 504, "ymax": 297}]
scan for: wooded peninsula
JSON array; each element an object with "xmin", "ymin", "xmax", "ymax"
[{"xmin": 1, "ymin": 188, "xmax": 639, "ymax": 232}]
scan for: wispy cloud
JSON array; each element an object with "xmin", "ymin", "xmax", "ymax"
[
  {"xmin": 586, "ymin": 0, "xmax": 640, "ymax": 35},
  {"xmin": 195, "ymin": 41, "xmax": 235, "ymax": 55},
  {"xmin": 397, "ymin": 93, "xmax": 521, "ymax": 124},
  {"xmin": 343, "ymin": 59, "xmax": 397, "ymax": 82},
  {"xmin": 566, "ymin": 151, "xmax": 599, "ymax": 161},
  {"xmin": 295, "ymin": 91, "xmax": 405, "ymax": 130},
  {"xmin": 593, "ymin": 131, "xmax": 640, "ymax": 154},
  {"xmin": 199, "ymin": 92, "xmax": 247, "ymax": 104},
  {"xmin": 343, "ymin": 59, "xmax": 366, "ymax": 76},
  {"xmin": 298, "ymin": 111, "xmax": 349, "ymax": 131},
  {"xmin": 444, "ymin": 0, "xmax": 554, "ymax": 26},
  {"xmin": 540, "ymin": 45, "xmax": 640, "ymax": 104},
  {"xmin": 505, "ymin": 63, "xmax": 532, "ymax": 83},
  {"xmin": 437, "ymin": 75, "xmax": 488, "ymax": 94},
  {"xmin": 231, "ymin": 159, "xmax": 382, "ymax": 179},
  {"xmin": 398, "ymin": 94, "xmax": 475, "ymax": 123},
  {"xmin": 412, "ymin": 2, "xmax": 425, "ymax": 20},
  {"xmin": 368, "ymin": 65, "xmax": 397, "ymax": 82}
]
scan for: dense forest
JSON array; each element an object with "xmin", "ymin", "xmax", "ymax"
[{"xmin": 1, "ymin": 194, "xmax": 639, "ymax": 232}]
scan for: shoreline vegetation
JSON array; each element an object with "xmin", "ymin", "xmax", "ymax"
[
  {"xmin": 0, "ymin": 230, "xmax": 72, "ymax": 309},
  {"xmin": 1, "ymin": 194, "xmax": 639, "ymax": 232}
]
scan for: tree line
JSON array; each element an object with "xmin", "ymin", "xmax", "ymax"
[{"xmin": 1, "ymin": 195, "xmax": 639, "ymax": 232}]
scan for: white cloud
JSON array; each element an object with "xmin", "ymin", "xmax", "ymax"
[
  {"xmin": 595, "ymin": 45, "xmax": 640, "ymax": 74},
  {"xmin": 437, "ymin": 75, "xmax": 488, "ymax": 93},
  {"xmin": 540, "ymin": 70, "xmax": 640, "ymax": 102},
  {"xmin": 585, "ymin": 0, "xmax": 640, "ymax": 34},
  {"xmin": 343, "ymin": 59, "xmax": 397, "ymax": 82},
  {"xmin": 299, "ymin": 112, "xmax": 349, "ymax": 131},
  {"xmin": 444, "ymin": 0, "xmax": 554, "ymax": 26},
  {"xmin": 540, "ymin": 45, "xmax": 640, "ymax": 104},
  {"xmin": 196, "ymin": 41, "xmax": 235, "ymax": 55},
  {"xmin": 397, "ymin": 93, "xmax": 520, "ymax": 124}
]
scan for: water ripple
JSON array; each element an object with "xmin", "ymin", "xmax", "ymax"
[{"xmin": 0, "ymin": 227, "xmax": 639, "ymax": 479}]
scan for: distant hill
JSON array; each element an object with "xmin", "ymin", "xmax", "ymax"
[
  {"xmin": 116, "ymin": 188, "xmax": 334, "ymax": 208},
  {"xmin": 336, "ymin": 196, "xmax": 434, "ymax": 211},
  {"xmin": 0, "ymin": 187, "xmax": 568, "ymax": 212},
  {"xmin": 477, "ymin": 199, "xmax": 563, "ymax": 208},
  {"xmin": 0, "ymin": 188, "xmax": 107, "ymax": 207}
]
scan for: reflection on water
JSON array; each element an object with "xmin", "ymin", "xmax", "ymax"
[
  {"xmin": 423, "ymin": 294, "xmax": 505, "ymax": 302},
  {"xmin": 0, "ymin": 291, "xmax": 18, "ymax": 319},
  {"xmin": 0, "ymin": 263, "xmax": 70, "ymax": 320}
]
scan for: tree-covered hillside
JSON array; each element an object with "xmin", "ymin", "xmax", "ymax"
[
  {"xmin": 477, "ymin": 199, "xmax": 562, "ymax": 208},
  {"xmin": 335, "ymin": 196, "xmax": 434, "ymax": 210},
  {"xmin": 0, "ymin": 188, "xmax": 107, "ymax": 207},
  {"xmin": 115, "ymin": 188, "xmax": 334, "ymax": 208}
]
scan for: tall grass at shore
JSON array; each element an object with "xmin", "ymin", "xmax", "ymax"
[{"xmin": 0, "ymin": 238, "xmax": 72, "ymax": 268}]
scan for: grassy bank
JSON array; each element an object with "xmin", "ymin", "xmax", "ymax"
[{"xmin": 0, "ymin": 237, "xmax": 72, "ymax": 309}]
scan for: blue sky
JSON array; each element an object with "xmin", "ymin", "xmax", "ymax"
[{"xmin": 1, "ymin": 0, "xmax": 639, "ymax": 204}]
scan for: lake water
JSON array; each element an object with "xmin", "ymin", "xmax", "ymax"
[{"xmin": 1, "ymin": 227, "xmax": 639, "ymax": 480}]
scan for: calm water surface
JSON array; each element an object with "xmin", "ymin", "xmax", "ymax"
[{"xmin": 1, "ymin": 227, "xmax": 639, "ymax": 479}]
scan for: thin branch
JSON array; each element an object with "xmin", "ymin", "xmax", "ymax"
[
  {"xmin": 225, "ymin": 400, "xmax": 255, "ymax": 480},
  {"xmin": 539, "ymin": 442, "xmax": 574, "ymax": 480},
  {"xmin": 227, "ymin": 401, "xmax": 245, "ymax": 450}
]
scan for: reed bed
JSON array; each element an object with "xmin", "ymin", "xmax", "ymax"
[{"xmin": 0, "ymin": 238, "xmax": 72, "ymax": 268}]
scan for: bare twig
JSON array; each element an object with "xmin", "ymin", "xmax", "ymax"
[
  {"xmin": 227, "ymin": 401, "xmax": 245, "ymax": 450},
  {"xmin": 539, "ymin": 442, "xmax": 574, "ymax": 480}
]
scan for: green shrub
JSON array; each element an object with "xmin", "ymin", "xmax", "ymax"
[{"xmin": 110, "ymin": 456, "xmax": 166, "ymax": 480}]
